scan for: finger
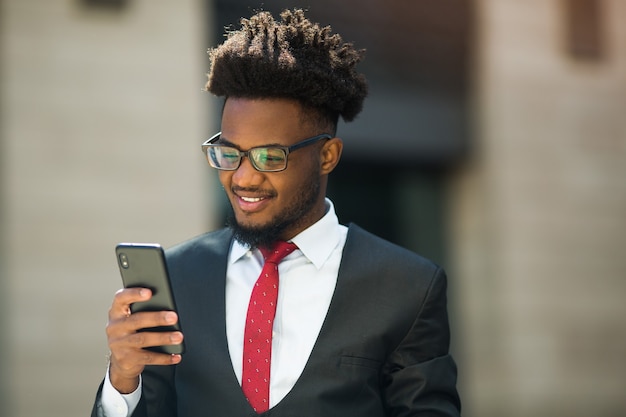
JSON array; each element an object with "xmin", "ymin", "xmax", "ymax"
[
  {"xmin": 141, "ymin": 353, "xmax": 182, "ymax": 366},
  {"xmin": 127, "ymin": 310, "xmax": 179, "ymax": 331},
  {"xmin": 109, "ymin": 330, "xmax": 184, "ymax": 370},
  {"xmin": 107, "ymin": 308, "xmax": 177, "ymax": 336},
  {"xmin": 109, "ymin": 347, "xmax": 182, "ymax": 383},
  {"xmin": 114, "ymin": 287, "xmax": 152, "ymax": 305},
  {"xmin": 109, "ymin": 288, "xmax": 152, "ymax": 319},
  {"xmin": 106, "ymin": 311, "xmax": 178, "ymax": 343},
  {"xmin": 111, "ymin": 349, "xmax": 182, "ymax": 372},
  {"xmin": 125, "ymin": 330, "xmax": 184, "ymax": 351}
]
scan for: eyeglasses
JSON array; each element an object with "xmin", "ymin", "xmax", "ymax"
[{"xmin": 201, "ymin": 132, "xmax": 332, "ymax": 172}]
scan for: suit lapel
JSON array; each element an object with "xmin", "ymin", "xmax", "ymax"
[
  {"xmin": 168, "ymin": 229, "xmax": 251, "ymax": 410},
  {"xmin": 267, "ymin": 224, "xmax": 375, "ymax": 412}
]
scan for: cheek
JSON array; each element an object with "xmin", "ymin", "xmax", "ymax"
[
  {"xmin": 278, "ymin": 166, "xmax": 317, "ymax": 197},
  {"xmin": 218, "ymin": 172, "xmax": 232, "ymax": 188},
  {"xmin": 271, "ymin": 176, "xmax": 293, "ymax": 198}
]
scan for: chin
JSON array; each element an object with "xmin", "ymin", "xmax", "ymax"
[
  {"xmin": 226, "ymin": 214, "xmax": 289, "ymax": 249},
  {"xmin": 233, "ymin": 212, "xmax": 271, "ymax": 229}
]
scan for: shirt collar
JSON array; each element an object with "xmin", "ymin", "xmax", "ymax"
[{"xmin": 229, "ymin": 198, "xmax": 341, "ymax": 270}]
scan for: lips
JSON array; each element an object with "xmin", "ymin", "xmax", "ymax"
[
  {"xmin": 232, "ymin": 189, "xmax": 275, "ymax": 213},
  {"xmin": 240, "ymin": 196, "xmax": 263, "ymax": 203}
]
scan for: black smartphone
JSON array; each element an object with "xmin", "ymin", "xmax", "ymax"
[{"xmin": 115, "ymin": 243, "xmax": 185, "ymax": 354}]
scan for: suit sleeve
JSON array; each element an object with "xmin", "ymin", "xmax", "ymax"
[
  {"xmin": 381, "ymin": 267, "xmax": 461, "ymax": 417},
  {"xmin": 90, "ymin": 364, "xmax": 177, "ymax": 417},
  {"xmin": 128, "ymin": 364, "xmax": 177, "ymax": 417}
]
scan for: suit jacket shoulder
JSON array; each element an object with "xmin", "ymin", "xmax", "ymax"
[
  {"xmin": 342, "ymin": 223, "xmax": 444, "ymax": 322},
  {"xmin": 165, "ymin": 228, "xmax": 233, "ymax": 265},
  {"xmin": 345, "ymin": 223, "xmax": 440, "ymax": 272}
]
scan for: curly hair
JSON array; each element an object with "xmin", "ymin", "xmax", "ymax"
[{"xmin": 205, "ymin": 9, "xmax": 368, "ymax": 130}]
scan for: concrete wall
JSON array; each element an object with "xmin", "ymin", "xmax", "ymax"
[
  {"xmin": 451, "ymin": 1, "xmax": 626, "ymax": 416},
  {"xmin": 1, "ymin": 1, "xmax": 216, "ymax": 416}
]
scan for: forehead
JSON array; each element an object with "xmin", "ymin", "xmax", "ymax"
[{"xmin": 221, "ymin": 97, "xmax": 309, "ymax": 146}]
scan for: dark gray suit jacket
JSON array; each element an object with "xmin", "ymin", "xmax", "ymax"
[{"xmin": 93, "ymin": 224, "xmax": 461, "ymax": 417}]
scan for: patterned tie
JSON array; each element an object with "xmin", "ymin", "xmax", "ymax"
[{"xmin": 242, "ymin": 241, "xmax": 297, "ymax": 413}]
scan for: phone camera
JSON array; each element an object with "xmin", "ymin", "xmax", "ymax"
[{"xmin": 119, "ymin": 253, "xmax": 130, "ymax": 269}]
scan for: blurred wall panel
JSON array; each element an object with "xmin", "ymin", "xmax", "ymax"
[
  {"xmin": 451, "ymin": 0, "xmax": 626, "ymax": 416},
  {"xmin": 0, "ymin": 0, "xmax": 216, "ymax": 416}
]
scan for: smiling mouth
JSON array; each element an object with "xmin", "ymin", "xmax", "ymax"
[
  {"xmin": 240, "ymin": 196, "xmax": 264, "ymax": 203},
  {"xmin": 232, "ymin": 188, "xmax": 275, "ymax": 213},
  {"xmin": 233, "ymin": 186, "xmax": 275, "ymax": 202}
]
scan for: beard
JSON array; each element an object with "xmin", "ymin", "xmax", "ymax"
[{"xmin": 227, "ymin": 169, "xmax": 321, "ymax": 250}]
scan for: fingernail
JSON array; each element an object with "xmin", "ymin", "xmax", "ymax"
[{"xmin": 165, "ymin": 312, "xmax": 177, "ymax": 323}]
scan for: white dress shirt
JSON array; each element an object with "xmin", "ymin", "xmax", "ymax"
[{"xmin": 100, "ymin": 199, "xmax": 347, "ymax": 416}]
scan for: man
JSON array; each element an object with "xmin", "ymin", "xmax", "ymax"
[{"xmin": 93, "ymin": 8, "xmax": 461, "ymax": 417}]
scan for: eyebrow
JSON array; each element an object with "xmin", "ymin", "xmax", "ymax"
[
  {"xmin": 214, "ymin": 137, "xmax": 237, "ymax": 147},
  {"xmin": 216, "ymin": 136, "xmax": 285, "ymax": 149}
]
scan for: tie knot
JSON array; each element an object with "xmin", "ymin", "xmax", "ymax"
[{"xmin": 260, "ymin": 241, "xmax": 298, "ymax": 264}]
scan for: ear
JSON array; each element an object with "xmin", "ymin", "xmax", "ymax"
[{"xmin": 320, "ymin": 137, "xmax": 343, "ymax": 175}]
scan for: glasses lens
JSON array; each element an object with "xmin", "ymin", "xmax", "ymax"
[
  {"xmin": 250, "ymin": 148, "xmax": 287, "ymax": 171},
  {"xmin": 208, "ymin": 146, "xmax": 240, "ymax": 170}
]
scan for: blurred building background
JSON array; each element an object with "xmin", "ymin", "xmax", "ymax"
[{"xmin": 1, "ymin": 0, "xmax": 625, "ymax": 416}]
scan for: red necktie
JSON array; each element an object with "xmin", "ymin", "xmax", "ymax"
[{"xmin": 242, "ymin": 241, "xmax": 297, "ymax": 413}]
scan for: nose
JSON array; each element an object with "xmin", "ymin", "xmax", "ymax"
[{"xmin": 231, "ymin": 155, "xmax": 265, "ymax": 188}]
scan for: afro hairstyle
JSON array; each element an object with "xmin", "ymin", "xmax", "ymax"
[{"xmin": 206, "ymin": 8, "xmax": 368, "ymax": 131}]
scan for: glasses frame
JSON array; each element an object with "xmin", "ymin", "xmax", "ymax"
[{"xmin": 201, "ymin": 132, "xmax": 332, "ymax": 172}]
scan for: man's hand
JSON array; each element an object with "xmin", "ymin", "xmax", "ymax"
[{"xmin": 106, "ymin": 288, "xmax": 184, "ymax": 394}]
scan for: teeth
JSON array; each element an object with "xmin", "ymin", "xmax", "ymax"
[{"xmin": 241, "ymin": 196, "xmax": 263, "ymax": 203}]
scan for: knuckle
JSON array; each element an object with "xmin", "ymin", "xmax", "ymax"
[
  {"xmin": 142, "ymin": 351, "xmax": 155, "ymax": 364},
  {"xmin": 129, "ymin": 332, "xmax": 146, "ymax": 346},
  {"xmin": 113, "ymin": 289, "xmax": 126, "ymax": 302}
]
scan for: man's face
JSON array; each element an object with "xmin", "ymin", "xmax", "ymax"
[{"xmin": 218, "ymin": 97, "xmax": 332, "ymax": 248}]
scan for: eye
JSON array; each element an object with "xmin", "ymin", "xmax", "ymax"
[
  {"xmin": 254, "ymin": 148, "xmax": 286, "ymax": 165},
  {"xmin": 220, "ymin": 147, "xmax": 240, "ymax": 161},
  {"xmin": 262, "ymin": 153, "xmax": 284, "ymax": 163}
]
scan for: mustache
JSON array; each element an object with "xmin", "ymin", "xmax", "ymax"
[{"xmin": 231, "ymin": 186, "xmax": 277, "ymax": 198}]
